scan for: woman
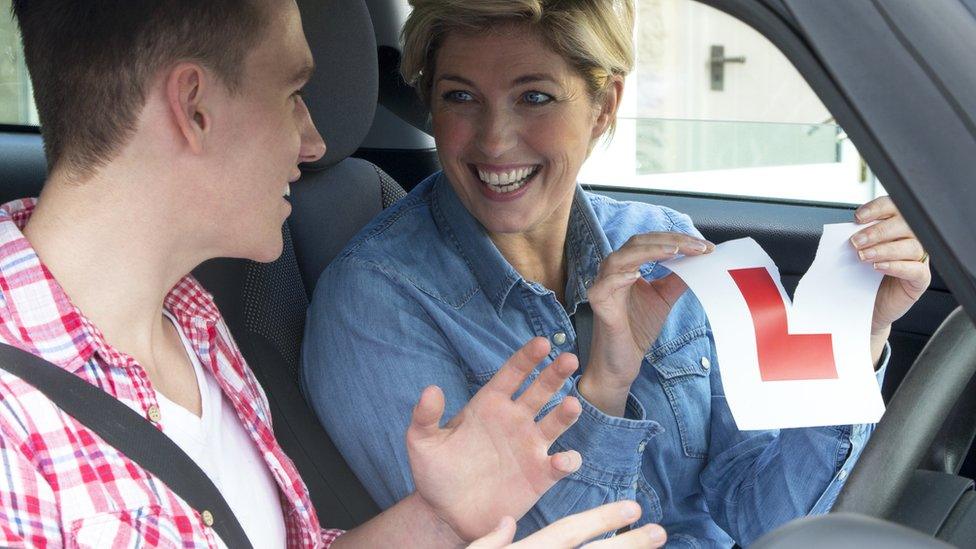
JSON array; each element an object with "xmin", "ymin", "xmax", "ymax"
[{"xmin": 301, "ymin": 0, "xmax": 931, "ymax": 546}]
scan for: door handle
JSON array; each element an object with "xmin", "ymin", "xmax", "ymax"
[{"xmin": 710, "ymin": 45, "xmax": 746, "ymax": 91}]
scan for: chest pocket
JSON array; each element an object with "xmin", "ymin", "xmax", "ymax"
[
  {"xmin": 69, "ymin": 505, "xmax": 209, "ymax": 548},
  {"xmin": 650, "ymin": 334, "xmax": 712, "ymax": 459}
]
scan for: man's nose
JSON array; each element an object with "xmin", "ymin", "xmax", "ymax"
[{"xmin": 299, "ymin": 102, "xmax": 327, "ymax": 164}]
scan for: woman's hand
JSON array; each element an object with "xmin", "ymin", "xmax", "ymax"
[
  {"xmin": 581, "ymin": 232, "xmax": 714, "ymax": 416},
  {"xmin": 407, "ymin": 337, "xmax": 586, "ymax": 541},
  {"xmin": 469, "ymin": 501, "xmax": 667, "ymax": 548},
  {"xmin": 850, "ymin": 196, "xmax": 931, "ymax": 364}
]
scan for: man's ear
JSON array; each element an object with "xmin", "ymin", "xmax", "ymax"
[
  {"xmin": 166, "ymin": 63, "xmax": 209, "ymax": 154},
  {"xmin": 591, "ymin": 74, "xmax": 625, "ymax": 141}
]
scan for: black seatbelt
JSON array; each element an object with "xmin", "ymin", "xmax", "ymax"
[
  {"xmin": 0, "ymin": 343, "xmax": 253, "ymax": 549},
  {"xmin": 573, "ymin": 302, "xmax": 594, "ymax": 369}
]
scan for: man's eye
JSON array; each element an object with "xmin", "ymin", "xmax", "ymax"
[
  {"xmin": 443, "ymin": 90, "xmax": 474, "ymax": 103},
  {"xmin": 522, "ymin": 91, "xmax": 554, "ymax": 105}
]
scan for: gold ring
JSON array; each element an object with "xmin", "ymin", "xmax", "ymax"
[{"xmin": 918, "ymin": 250, "xmax": 929, "ymax": 263}]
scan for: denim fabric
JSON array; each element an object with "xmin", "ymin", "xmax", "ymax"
[{"xmin": 302, "ymin": 172, "xmax": 887, "ymax": 547}]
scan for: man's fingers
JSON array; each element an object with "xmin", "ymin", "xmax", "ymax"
[
  {"xmin": 582, "ymin": 524, "xmax": 668, "ymax": 548},
  {"xmin": 483, "ymin": 337, "xmax": 552, "ymax": 395},
  {"xmin": 511, "ymin": 501, "xmax": 642, "ymax": 548},
  {"xmin": 408, "ymin": 385, "xmax": 446, "ymax": 439},
  {"xmin": 468, "ymin": 516, "xmax": 517, "ymax": 548},
  {"xmin": 517, "ymin": 352, "xmax": 578, "ymax": 413},
  {"xmin": 538, "ymin": 396, "xmax": 582, "ymax": 443}
]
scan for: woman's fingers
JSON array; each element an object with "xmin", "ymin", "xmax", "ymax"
[
  {"xmin": 537, "ymin": 396, "xmax": 582, "ymax": 443},
  {"xmin": 600, "ymin": 233, "xmax": 713, "ymax": 276},
  {"xmin": 854, "ymin": 195, "xmax": 898, "ymax": 223},
  {"xmin": 468, "ymin": 516, "xmax": 518, "ymax": 548},
  {"xmin": 851, "ymin": 212, "xmax": 914, "ymax": 249},
  {"xmin": 873, "ymin": 260, "xmax": 932, "ymax": 293},
  {"xmin": 582, "ymin": 524, "xmax": 668, "ymax": 548},
  {"xmin": 407, "ymin": 385, "xmax": 446, "ymax": 440},
  {"xmin": 548, "ymin": 449, "xmax": 583, "ymax": 478},
  {"xmin": 517, "ymin": 351, "xmax": 578, "ymax": 413},
  {"xmin": 856, "ymin": 238, "xmax": 925, "ymax": 264},
  {"xmin": 483, "ymin": 337, "xmax": 552, "ymax": 396},
  {"xmin": 509, "ymin": 501, "xmax": 644, "ymax": 548}
]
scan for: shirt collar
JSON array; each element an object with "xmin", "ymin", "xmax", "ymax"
[
  {"xmin": 0, "ymin": 198, "xmax": 219, "ymax": 374},
  {"xmin": 429, "ymin": 172, "xmax": 613, "ymax": 314}
]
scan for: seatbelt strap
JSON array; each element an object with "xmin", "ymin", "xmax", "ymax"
[
  {"xmin": 0, "ymin": 343, "xmax": 254, "ymax": 549},
  {"xmin": 573, "ymin": 302, "xmax": 594, "ymax": 369}
]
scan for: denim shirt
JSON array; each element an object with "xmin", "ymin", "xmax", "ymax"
[{"xmin": 302, "ymin": 172, "xmax": 887, "ymax": 547}]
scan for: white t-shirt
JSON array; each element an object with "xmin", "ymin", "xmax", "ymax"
[{"xmin": 158, "ymin": 312, "xmax": 286, "ymax": 549}]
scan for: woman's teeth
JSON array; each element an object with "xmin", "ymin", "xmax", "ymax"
[{"xmin": 476, "ymin": 167, "xmax": 536, "ymax": 193}]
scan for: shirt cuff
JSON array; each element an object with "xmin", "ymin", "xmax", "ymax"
[
  {"xmin": 874, "ymin": 340, "xmax": 891, "ymax": 386},
  {"xmin": 554, "ymin": 376, "xmax": 663, "ymax": 482}
]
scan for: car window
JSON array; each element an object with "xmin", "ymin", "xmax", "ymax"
[
  {"xmin": 0, "ymin": 0, "xmax": 39, "ymax": 127},
  {"xmin": 581, "ymin": 0, "xmax": 887, "ymax": 205}
]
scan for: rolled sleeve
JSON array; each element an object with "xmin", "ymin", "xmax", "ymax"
[{"xmin": 554, "ymin": 377, "xmax": 663, "ymax": 482}]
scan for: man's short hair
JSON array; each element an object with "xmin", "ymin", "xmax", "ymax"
[{"xmin": 12, "ymin": 0, "xmax": 269, "ymax": 177}]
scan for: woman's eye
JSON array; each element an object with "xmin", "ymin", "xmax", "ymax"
[
  {"xmin": 522, "ymin": 91, "xmax": 554, "ymax": 105},
  {"xmin": 443, "ymin": 90, "xmax": 474, "ymax": 103}
]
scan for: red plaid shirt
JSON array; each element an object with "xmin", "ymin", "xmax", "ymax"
[{"xmin": 0, "ymin": 198, "xmax": 343, "ymax": 548}]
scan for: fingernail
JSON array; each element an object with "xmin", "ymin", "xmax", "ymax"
[
  {"xmin": 692, "ymin": 241, "xmax": 708, "ymax": 252},
  {"xmin": 494, "ymin": 516, "xmax": 513, "ymax": 532},
  {"xmin": 620, "ymin": 501, "xmax": 641, "ymax": 520},
  {"xmin": 852, "ymin": 234, "xmax": 868, "ymax": 247},
  {"xmin": 855, "ymin": 208, "xmax": 869, "ymax": 222},
  {"xmin": 646, "ymin": 524, "xmax": 667, "ymax": 543},
  {"xmin": 859, "ymin": 249, "xmax": 876, "ymax": 260},
  {"xmin": 630, "ymin": 270, "xmax": 642, "ymax": 279},
  {"xmin": 874, "ymin": 262, "xmax": 890, "ymax": 270}
]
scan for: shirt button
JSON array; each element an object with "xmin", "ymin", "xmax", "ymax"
[
  {"xmin": 638, "ymin": 441, "xmax": 647, "ymax": 453},
  {"xmin": 584, "ymin": 278, "xmax": 593, "ymax": 288},
  {"xmin": 201, "ymin": 509, "xmax": 214, "ymax": 527},
  {"xmin": 838, "ymin": 469, "xmax": 849, "ymax": 481},
  {"xmin": 552, "ymin": 332, "xmax": 567, "ymax": 346},
  {"xmin": 147, "ymin": 405, "xmax": 162, "ymax": 423},
  {"xmin": 701, "ymin": 357, "xmax": 711, "ymax": 369}
]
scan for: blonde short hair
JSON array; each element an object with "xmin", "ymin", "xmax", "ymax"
[{"xmin": 401, "ymin": 0, "xmax": 635, "ymax": 123}]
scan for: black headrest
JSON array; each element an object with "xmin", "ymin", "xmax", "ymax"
[{"xmin": 297, "ymin": 0, "xmax": 378, "ymax": 170}]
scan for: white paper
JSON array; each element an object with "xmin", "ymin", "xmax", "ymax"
[{"xmin": 662, "ymin": 223, "xmax": 885, "ymax": 430}]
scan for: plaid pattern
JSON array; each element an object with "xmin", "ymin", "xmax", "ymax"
[{"xmin": 0, "ymin": 198, "xmax": 343, "ymax": 548}]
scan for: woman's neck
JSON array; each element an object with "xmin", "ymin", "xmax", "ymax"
[{"xmin": 489, "ymin": 214, "xmax": 571, "ymax": 305}]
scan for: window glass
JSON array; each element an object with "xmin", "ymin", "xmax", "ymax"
[
  {"xmin": 581, "ymin": 0, "xmax": 887, "ymax": 205},
  {"xmin": 0, "ymin": 0, "xmax": 39, "ymax": 126}
]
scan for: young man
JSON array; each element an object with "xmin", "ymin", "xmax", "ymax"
[{"xmin": 0, "ymin": 0, "xmax": 666, "ymax": 547}]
